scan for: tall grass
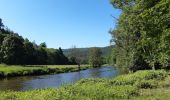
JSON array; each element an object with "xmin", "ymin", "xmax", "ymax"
[
  {"xmin": 0, "ymin": 70, "xmax": 170, "ymax": 100},
  {"xmin": 0, "ymin": 64, "xmax": 90, "ymax": 78}
]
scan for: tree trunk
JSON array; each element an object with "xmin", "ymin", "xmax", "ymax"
[
  {"xmin": 152, "ymin": 63, "xmax": 155, "ymax": 70},
  {"xmin": 78, "ymin": 64, "xmax": 80, "ymax": 71}
]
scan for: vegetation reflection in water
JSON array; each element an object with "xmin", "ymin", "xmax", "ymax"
[{"xmin": 0, "ymin": 66, "xmax": 126, "ymax": 91}]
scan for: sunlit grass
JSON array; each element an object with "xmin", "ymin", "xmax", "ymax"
[
  {"xmin": 1, "ymin": 70, "xmax": 170, "ymax": 100},
  {"xmin": 0, "ymin": 64, "xmax": 90, "ymax": 77}
]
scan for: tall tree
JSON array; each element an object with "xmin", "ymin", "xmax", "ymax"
[
  {"xmin": 1, "ymin": 34, "xmax": 25, "ymax": 64},
  {"xmin": 23, "ymin": 39, "xmax": 37, "ymax": 65},
  {"xmin": 54, "ymin": 47, "xmax": 68, "ymax": 65},
  {"xmin": 69, "ymin": 46, "xmax": 84, "ymax": 69},
  {"xmin": 89, "ymin": 47, "xmax": 103, "ymax": 67},
  {"xmin": 110, "ymin": 0, "xmax": 170, "ymax": 71},
  {"xmin": 36, "ymin": 45, "xmax": 48, "ymax": 65},
  {"xmin": 0, "ymin": 18, "xmax": 4, "ymax": 30},
  {"xmin": 0, "ymin": 18, "xmax": 70, "ymax": 65},
  {"xmin": 40, "ymin": 42, "xmax": 47, "ymax": 48}
]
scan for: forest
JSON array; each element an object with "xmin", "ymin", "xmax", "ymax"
[
  {"xmin": 0, "ymin": 20, "xmax": 107, "ymax": 66},
  {"xmin": 0, "ymin": 20, "xmax": 76, "ymax": 65}
]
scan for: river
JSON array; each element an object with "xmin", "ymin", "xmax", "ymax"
[{"xmin": 0, "ymin": 66, "xmax": 127, "ymax": 91}]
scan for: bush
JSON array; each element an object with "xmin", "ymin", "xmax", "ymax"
[
  {"xmin": 0, "ymin": 71, "xmax": 4, "ymax": 77},
  {"xmin": 110, "ymin": 70, "xmax": 167, "ymax": 86},
  {"xmin": 158, "ymin": 76, "xmax": 170, "ymax": 88},
  {"xmin": 135, "ymin": 80, "xmax": 158, "ymax": 89},
  {"xmin": 143, "ymin": 70, "xmax": 167, "ymax": 80},
  {"xmin": 76, "ymin": 78, "xmax": 107, "ymax": 85},
  {"xmin": 110, "ymin": 74, "xmax": 137, "ymax": 85}
]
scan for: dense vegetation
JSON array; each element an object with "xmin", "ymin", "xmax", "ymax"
[
  {"xmin": 110, "ymin": 0, "xmax": 170, "ymax": 71},
  {"xmin": 1, "ymin": 70, "xmax": 170, "ymax": 100},
  {"xmin": 0, "ymin": 19, "xmax": 76, "ymax": 65},
  {"xmin": 0, "ymin": 19, "xmax": 111, "ymax": 66},
  {"xmin": 0, "ymin": 64, "xmax": 89, "ymax": 78},
  {"xmin": 89, "ymin": 47, "xmax": 103, "ymax": 67},
  {"xmin": 63, "ymin": 46, "xmax": 113, "ymax": 64}
]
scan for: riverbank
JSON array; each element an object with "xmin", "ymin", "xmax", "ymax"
[
  {"xmin": 0, "ymin": 70, "xmax": 170, "ymax": 100},
  {"xmin": 0, "ymin": 64, "xmax": 90, "ymax": 78}
]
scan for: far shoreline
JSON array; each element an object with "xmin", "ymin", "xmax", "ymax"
[{"xmin": 0, "ymin": 65, "xmax": 91, "ymax": 78}]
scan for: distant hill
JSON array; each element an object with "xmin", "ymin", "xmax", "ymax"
[{"xmin": 63, "ymin": 46, "xmax": 113, "ymax": 58}]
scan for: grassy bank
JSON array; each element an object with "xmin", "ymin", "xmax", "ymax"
[
  {"xmin": 1, "ymin": 70, "xmax": 170, "ymax": 100},
  {"xmin": 0, "ymin": 64, "xmax": 90, "ymax": 78}
]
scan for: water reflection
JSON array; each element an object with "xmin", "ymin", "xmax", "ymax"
[{"xmin": 0, "ymin": 66, "xmax": 126, "ymax": 91}]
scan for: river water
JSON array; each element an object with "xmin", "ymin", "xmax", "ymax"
[{"xmin": 0, "ymin": 66, "xmax": 127, "ymax": 91}]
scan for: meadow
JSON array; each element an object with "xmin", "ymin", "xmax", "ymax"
[
  {"xmin": 0, "ymin": 64, "xmax": 90, "ymax": 78},
  {"xmin": 0, "ymin": 70, "xmax": 170, "ymax": 100}
]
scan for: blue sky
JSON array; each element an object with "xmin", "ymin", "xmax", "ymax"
[{"xmin": 0, "ymin": 0, "xmax": 121, "ymax": 49}]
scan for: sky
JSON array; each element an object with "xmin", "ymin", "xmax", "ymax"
[{"xmin": 0, "ymin": 0, "xmax": 121, "ymax": 49}]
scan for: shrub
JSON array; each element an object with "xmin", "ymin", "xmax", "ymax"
[
  {"xmin": 76, "ymin": 78, "xmax": 107, "ymax": 85},
  {"xmin": 110, "ymin": 70, "xmax": 167, "ymax": 86},
  {"xmin": 158, "ymin": 76, "xmax": 170, "ymax": 88},
  {"xmin": 0, "ymin": 71, "xmax": 4, "ymax": 77},
  {"xmin": 143, "ymin": 70, "xmax": 167, "ymax": 80},
  {"xmin": 135, "ymin": 80, "xmax": 158, "ymax": 89},
  {"xmin": 110, "ymin": 75, "xmax": 137, "ymax": 85}
]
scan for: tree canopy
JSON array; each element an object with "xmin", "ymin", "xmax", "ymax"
[
  {"xmin": 0, "ymin": 19, "xmax": 72, "ymax": 65},
  {"xmin": 89, "ymin": 47, "xmax": 103, "ymax": 67},
  {"xmin": 110, "ymin": 0, "xmax": 170, "ymax": 71},
  {"xmin": 0, "ymin": 18, "xmax": 4, "ymax": 30}
]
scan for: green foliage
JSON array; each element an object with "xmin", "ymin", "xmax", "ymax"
[
  {"xmin": 106, "ymin": 47, "xmax": 117, "ymax": 65},
  {"xmin": 135, "ymin": 80, "xmax": 158, "ymax": 89},
  {"xmin": 68, "ymin": 56, "xmax": 77, "ymax": 65},
  {"xmin": 39, "ymin": 42, "xmax": 47, "ymax": 48},
  {"xmin": 1, "ymin": 70, "xmax": 170, "ymax": 100},
  {"xmin": 0, "ymin": 19, "xmax": 70, "ymax": 65},
  {"xmin": 1, "ymin": 34, "xmax": 25, "ymax": 64},
  {"xmin": 110, "ymin": 70, "xmax": 167, "ymax": 86},
  {"xmin": 36, "ymin": 47, "xmax": 48, "ymax": 65},
  {"xmin": 89, "ymin": 47, "xmax": 103, "ymax": 67},
  {"xmin": 0, "ymin": 64, "xmax": 90, "ymax": 77},
  {"xmin": 110, "ymin": 0, "xmax": 170, "ymax": 71},
  {"xmin": 67, "ymin": 46, "xmax": 85, "ymax": 66},
  {"xmin": 23, "ymin": 39, "xmax": 37, "ymax": 64},
  {"xmin": 64, "ymin": 46, "xmax": 112, "ymax": 64},
  {"xmin": 0, "ymin": 18, "xmax": 4, "ymax": 30}
]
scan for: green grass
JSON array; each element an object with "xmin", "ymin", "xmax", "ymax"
[
  {"xmin": 0, "ymin": 64, "xmax": 90, "ymax": 78},
  {"xmin": 1, "ymin": 70, "xmax": 170, "ymax": 100}
]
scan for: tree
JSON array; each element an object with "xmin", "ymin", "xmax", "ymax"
[
  {"xmin": 23, "ymin": 39, "xmax": 37, "ymax": 65},
  {"xmin": 69, "ymin": 46, "xmax": 84, "ymax": 69},
  {"xmin": 36, "ymin": 46, "xmax": 48, "ymax": 65},
  {"xmin": 68, "ymin": 56, "xmax": 77, "ymax": 65},
  {"xmin": 59, "ymin": 47, "xmax": 69, "ymax": 65},
  {"xmin": 0, "ymin": 18, "xmax": 70, "ymax": 65},
  {"xmin": 0, "ymin": 18, "xmax": 4, "ymax": 30},
  {"xmin": 40, "ymin": 42, "xmax": 47, "ymax": 48},
  {"xmin": 1, "ymin": 34, "xmax": 25, "ymax": 64},
  {"xmin": 46, "ymin": 48, "xmax": 56, "ymax": 65},
  {"xmin": 89, "ymin": 47, "xmax": 103, "ymax": 67},
  {"xmin": 106, "ymin": 48, "xmax": 117, "ymax": 65},
  {"xmin": 110, "ymin": 0, "xmax": 170, "ymax": 71},
  {"xmin": 54, "ymin": 47, "xmax": 68, "ymax": 65}
]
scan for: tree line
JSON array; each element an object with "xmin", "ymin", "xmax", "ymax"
[
  {"xmin": 0, "ymin": 19, "xmax": 104, "ymax": 67},
  {"xmin": 67, "ymin": 46, "xmax": 104, "ymax": 67},
  {"xmin": 0, "ymin": 19, "xmax": 76, "ymax": 65},
  {"xmin": 110, "ymin": 0, "xmax": 170, "ymax": 71}
]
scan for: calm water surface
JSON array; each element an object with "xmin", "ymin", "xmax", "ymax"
[{"xmin": 0, "ymin": 66, "xmax": 127, "ymax": 91}]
